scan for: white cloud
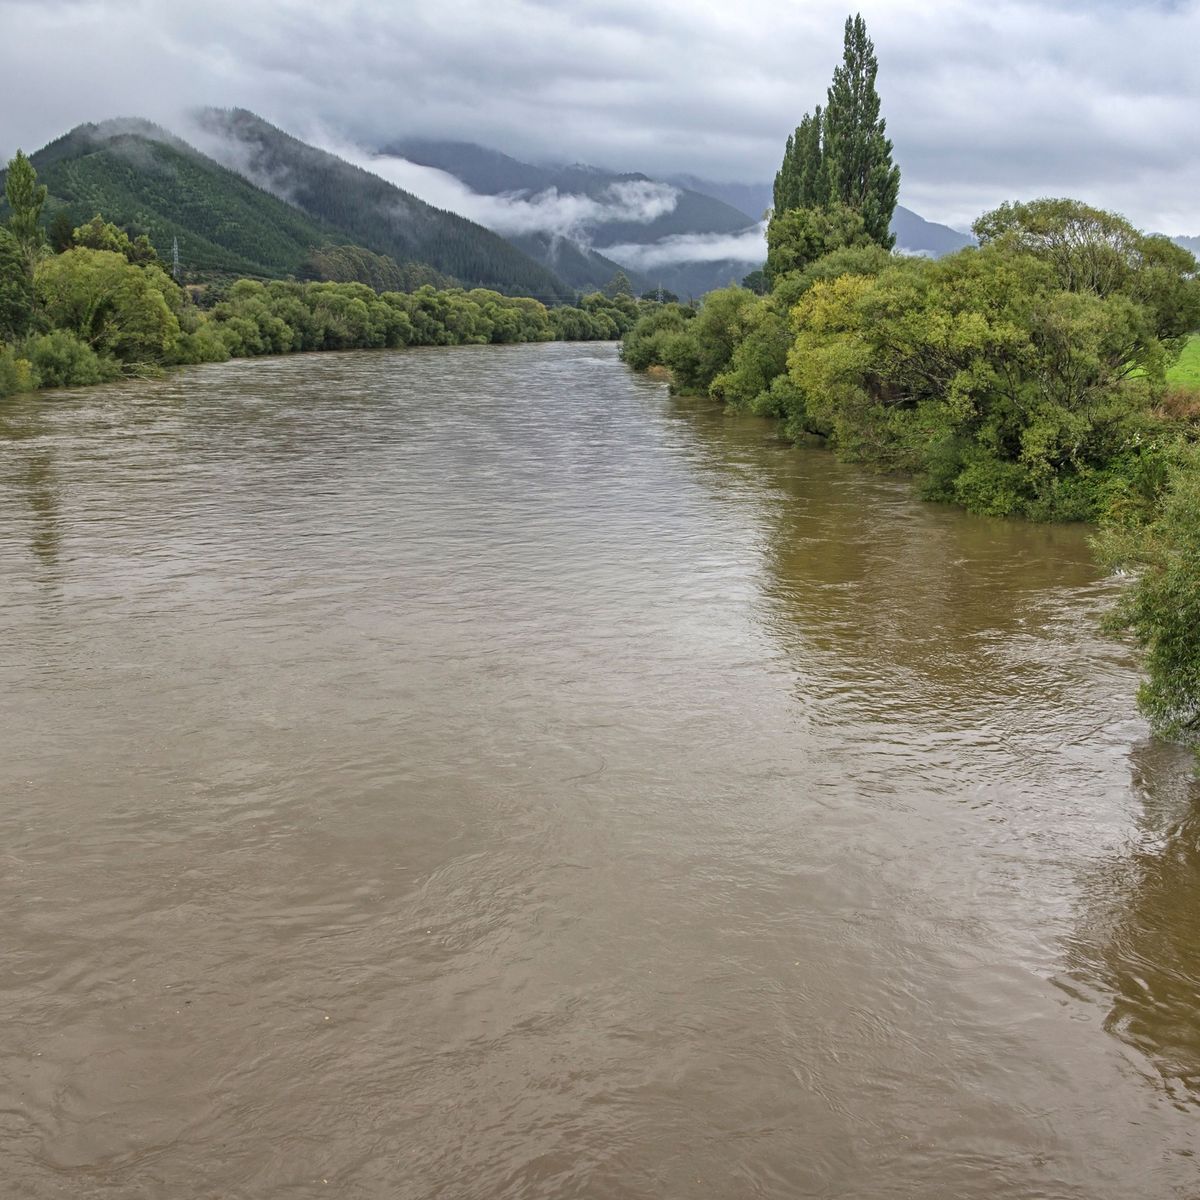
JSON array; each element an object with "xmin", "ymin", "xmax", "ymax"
[
  {"xmin": 313, "ymin": 144, "xmax": 681, "ymax": 238},
  {"xmin": 190, "ymin": 118, "xmax": 683, "ymax": 239},
  {"xmin": 604, "ymin": 224, "xmax": 768, "ymax": 269}
]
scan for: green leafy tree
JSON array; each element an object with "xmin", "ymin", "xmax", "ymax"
[
  {"xmin": 73, "ymin": 215, "xmax": 163, "ymax": 268},
  {"xmin": 74, "ymin": 214, "xmax": 131, "ymax": 256},
  {"xmin": 48, "ymin": 211, "xmax": 75, "ymax": 254},
  {"xmin": 774, "ymin": 108, "xmax": 826, "ymax": 213},
  {"xmin": 620, "ymin": 303, "xmax": 695, "ymax": 371},
  {"xmin": 604, "ymin": 270, "xmax": 634, "ymax": 299},
  {"xmin": 640, "ymin": 287, "xmax": 680, "ymax": 303},
  {"xmin": 711, "ymin": 297, "xmax": 791, "ymax": 411},
  {"xmin": 973, "ymin": 198, "xmax": 1200, "ymax": 346},
  {"xmin": 765, "ymin": 203, "xmax": 873, "ymax": 282},
  {"xmin": 5, "ymin": 150, "xmax": 47, "ymax": 266},
  {"xmin": 771, "ymin": 15, "xmax": 899, "ymax": 248},
  {"xmin": 0, "ymin": 226, "xmax": 33, "ymax": 340},
  {"xmin": 1096, "ymin": 445, "xmax": 1200, "ymax": 737},
  {"xmin": 821, "ymin": 14, "xmax": 900, "ymax": 246},
  {"xmin": 21, "ymin": 329, "xmax": 116, "ymax": 388},
  {"xmin": 740, "ymin": 270, "xmax": 768, "ymax": 296},
  {"xmin": 657, "ymin": 286, "xmax": 758, "ymax": 393},
  {"xmin": 34, "ymin": 248, "xmax": 182, "ymax": 365}
]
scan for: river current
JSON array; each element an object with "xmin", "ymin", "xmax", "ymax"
[{"xmin": 2, "ymin": 342, "xmax": 1197, "ymax": 1198}]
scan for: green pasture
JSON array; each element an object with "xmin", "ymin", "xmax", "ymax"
[{"xmin": 1167, "ymin": 334, "xmax": 1200, "ymax": 389}]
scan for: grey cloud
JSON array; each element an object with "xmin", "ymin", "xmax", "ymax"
[{"xmin": 1, "ymin": 0, "xmax": 1198, "ymax": 232}]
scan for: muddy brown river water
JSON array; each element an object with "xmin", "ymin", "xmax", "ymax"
[{"xmin": 1, "ymin": 342, "xmax": 1198, "ymax": 1198}]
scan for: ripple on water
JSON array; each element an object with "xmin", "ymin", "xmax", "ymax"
[{"xmin": 1, "ymin": 343, "xmax": 1198, "ymax": 1199}]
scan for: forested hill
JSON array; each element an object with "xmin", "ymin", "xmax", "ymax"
[
  {"xmin": 195, "ymin": 110, "xmax": 574, "ymax": 302},
  {"xmin": 505, "ymin": 232, "xmax": 642, "ymax": 293},
  {"xmin": 28, "ymin": 120, "xmax": 342, "ymax": 277}
]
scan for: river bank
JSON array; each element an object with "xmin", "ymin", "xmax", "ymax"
[
  {"xmin": 0, "ymin": 264, "xmax": 644, "ymax": 401},
  {"xmin": 618, "ymin": 209, "xmax": 1200, "ymax": 738}
]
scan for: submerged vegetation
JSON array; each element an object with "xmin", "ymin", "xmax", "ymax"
[
  {"xmin": 620, "ymin": 15, "xmax": 1200, "ymax": 738},
  {"xmin": 0, "ymin": 151, "xmax": 641, "ymax": 400}
]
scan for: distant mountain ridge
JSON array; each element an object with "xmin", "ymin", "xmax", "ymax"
[
  {"xmin": 385, "ymin": 138, "xmax": 755, "ymax": 245},
  {"xmin": 196, "ymin": 110, "xmax": 574, "ymax": 300},
  {"xmin": 23, "ymin": 113, "xmax": 579, "ymax": 298},
  {"xmin": 383, "ymin": 138, "xmax": 758, "ymax": 294},
  {"xmin": 28, "ymin": 115, "xmax": 1188, "ymax": 303},
  {"xmin": 665, "ymin": 176, "xmax": 767, "ymax": 222}
]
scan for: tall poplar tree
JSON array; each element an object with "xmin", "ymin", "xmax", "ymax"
[
  {"xmin": 5, "ymin": 150, "xmax": 48, "ymax": 268},
  {"xmin": 821, "ymin": 14, "xmax": 899, "ymax": 246},
  {"xmin": 770, "ymin": 14, "xmax": 899, "ymax": 249},
  {"xmin": 774, "ymin": 109, "xmax": 825, "ymax": 212}
]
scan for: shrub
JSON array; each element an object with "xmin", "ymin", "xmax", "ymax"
[
  {"xmin": 19, "ymin": 330, "xmax": 118, "ymax": 389},
  {"xmin": 1097, "ymin": 446, "xmax": 1200, "ymax": 738},
  {"xmin": 0, "ymin": 345, "xmax": 36, "ymax": 397}
]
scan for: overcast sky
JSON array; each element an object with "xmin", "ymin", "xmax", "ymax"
[{"xmin": 2, "ymin": 0, "xmax": 1198, "ymax": 232}]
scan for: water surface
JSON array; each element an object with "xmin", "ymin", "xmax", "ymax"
[{"xmin": 2, "ymin": 342, "xmax": 1198, "ymax": 1198}]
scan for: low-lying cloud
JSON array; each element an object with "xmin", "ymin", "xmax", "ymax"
[
  {"xmin": 303, "ymin": 137, "xmax": 680, "ymax": 239},
  {"xmin": 603, "ymin": 225, "xmax": 768, "ymax": 269}
]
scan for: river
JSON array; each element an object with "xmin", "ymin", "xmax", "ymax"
[{"xmin": 1, "ymin": 342, "xmax": 1197, "ymax": 1198}]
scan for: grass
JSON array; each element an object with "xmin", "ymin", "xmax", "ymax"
[{"xmin": 1166, "ymin": 334, "xmax": 1200, "ymax": 390}]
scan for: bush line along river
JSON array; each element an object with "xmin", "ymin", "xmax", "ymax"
[{"xmin": 2, "ymin": 342, "xmax": 1198, "ymax": 1198}]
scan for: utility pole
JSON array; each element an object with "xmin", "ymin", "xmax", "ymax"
[{"xmin": 172, "ymin": 236, "xmax": 181, "ymax": 283}]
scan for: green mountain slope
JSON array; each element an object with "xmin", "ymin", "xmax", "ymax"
[
  {"xmin": 196, "ymin": 109, "xmax": 573, "ymax": 301},
  {"xmin": 29, "ymin": 121, "xmax": 340, "ymax": 277}
]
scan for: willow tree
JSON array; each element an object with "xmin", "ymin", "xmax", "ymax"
[{"xmin": 771, "ymin": 14, "xmax": 900, "ymax": 251}]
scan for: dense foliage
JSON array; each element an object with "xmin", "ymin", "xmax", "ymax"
[
  {"xmin": 1096, "ymin": 445, "xmax": 1200, "ymax": 738},
  {"xmin": 620, "ymin": 191, "xmax": 1200, "ymax": 735},
  {"xmin": 300, "ymin": 244, "xmax": 456, "ymax": 293},
  {"xmin": 5, "ymin": 150, "xmax": 47, "ymax": 270}
]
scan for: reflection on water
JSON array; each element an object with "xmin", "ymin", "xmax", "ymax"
[
  {"xmin": 1, "ymin": 343, "xmax": 1198, "ymax": 1199},
  {"xmin": 1, "ymin": 402, "xmax": 63, "ymax": 571},
  {"xmin": 1060, "ymin": 740, "xmax": 1200, "ymax": 1108}
]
